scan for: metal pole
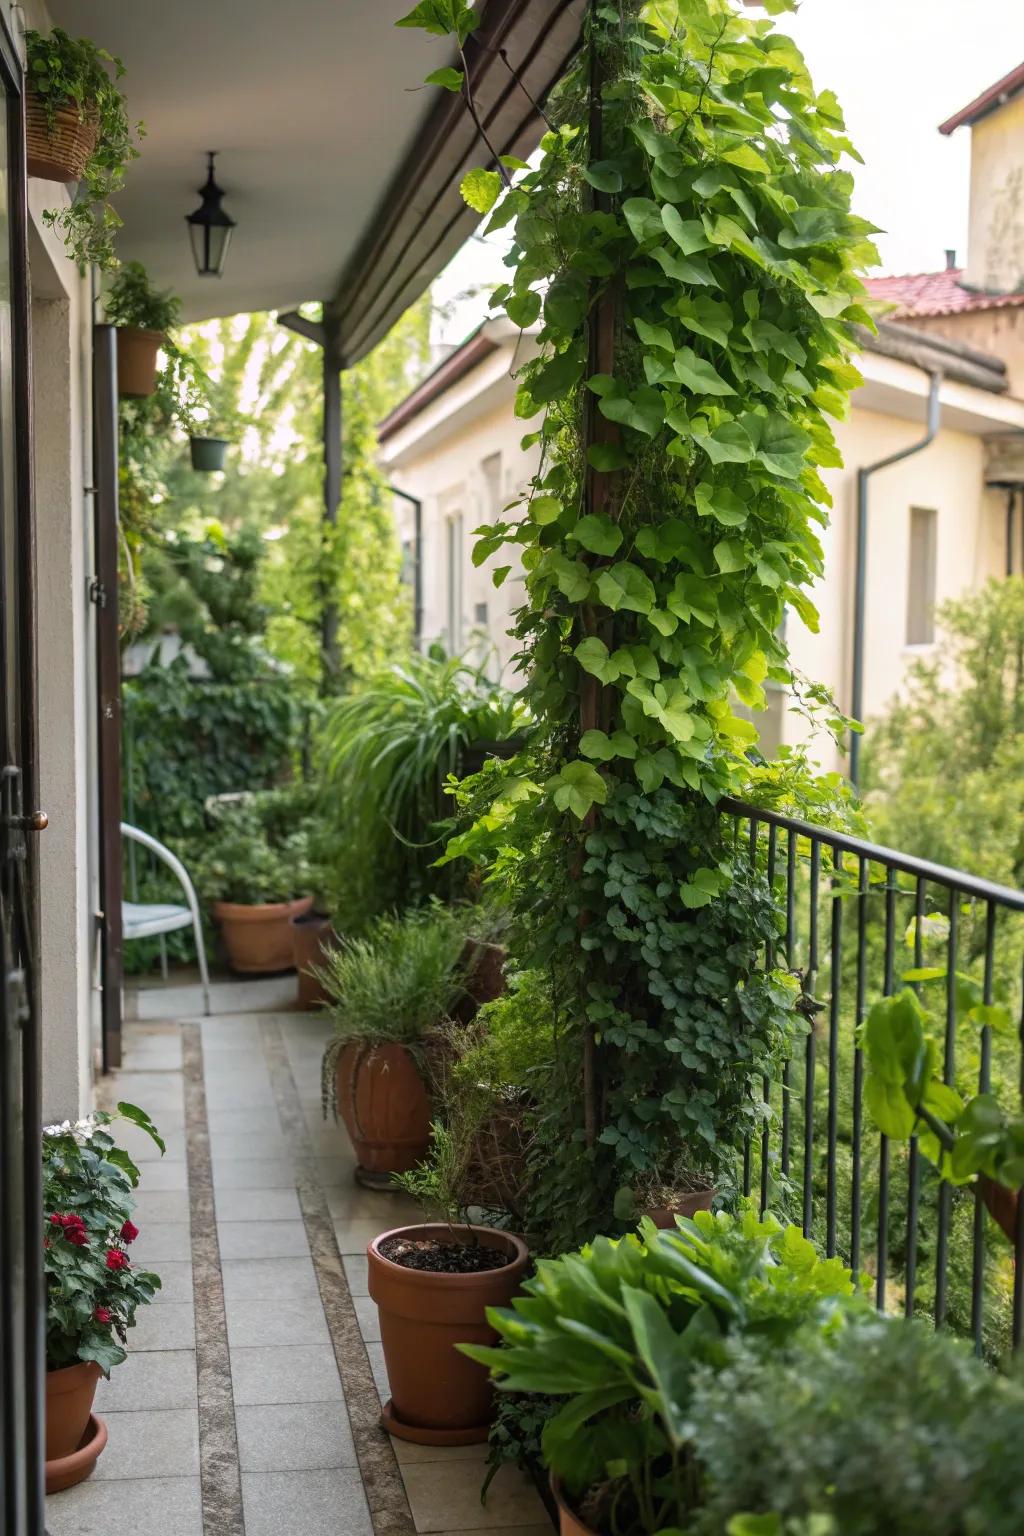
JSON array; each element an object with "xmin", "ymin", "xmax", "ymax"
[
  {"xmin": 321, "ymin": 325, "xmax": 342, "ymax": 693},
  {"xmin": 850, "ymin": 371, "xmax": 942, "ymax": 788}
]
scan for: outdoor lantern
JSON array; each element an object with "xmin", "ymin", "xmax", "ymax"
[{"xmin": 185, "ymin": 151, "xmax": 235, "ymax": 278}]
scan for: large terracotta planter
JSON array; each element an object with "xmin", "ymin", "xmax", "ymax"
[
  {"xmin": 291, "ymin": 910, "xmax": 334, "ymax": 1009},
  {"xmin": 214, "ymin": 894, "xmax": 313, "ymax": 974},
  {"xmin": 646, "ymin": 1187, "xmax": 715, "ymax": 1230},
  {"xmin": 45, "ymin": 1361, "xmax": 105, "ymax": 1492},
  {"xmin": 979, "ymin": 1173, "xmax": 1019, "ymax": 1244},
  {"xmin": 368, "ymin": 1222, "xmax": 529, "ymax": 1443},
  {"xmin": 552, "ymin": 1478, "xmax": 598, "ymax": 1536},
  {"xmin": 335, "ymin": 1041, "xmax": 431, "ymax": 1176},
  {"xmin": 455, "ymin": 938, "xmax": 507, "ymax": 1022},
  {"xmin": 26, "ymin": 92, "xmax": 97, "ymax": 181},
  {"xmin": 116, "ymin": 326, "xmax": 165, "ymax": 398}
]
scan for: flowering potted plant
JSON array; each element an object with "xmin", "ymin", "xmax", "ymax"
[
  {"xmin": 103, "ymin": 261, "xmax": 183, "ymax": 399},
  {"xmin": 43, "ymin": 1103, "xmax": 163, "ymax": 1493}
]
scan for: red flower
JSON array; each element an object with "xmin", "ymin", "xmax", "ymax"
[
  {"xmin": 120, "ymin": 1219, "xmax": 139, "ymax": 1244},
  {"xmin": 49, "ymin": 1212, "xmax": 62, "ymax": 1227},
  {"xmin": 105, "ymin": 1248, "xmax": 129, "ymax": 1272},
  {"xmin": 66, "ymin": 1226, "xmax": 89, "ymax": 1247},
  {"xmin": 94, "ymin": 1306, "xmax": 112, "ymax": 1324}
]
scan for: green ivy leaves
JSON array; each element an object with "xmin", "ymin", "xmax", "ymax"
[
  {"xmin": 547, "ymin": 760, "xmax": 608, "ymax": 820},
  {"xmin": 460, "ymin": 168, "xmax": 502, "ymax": 214}
]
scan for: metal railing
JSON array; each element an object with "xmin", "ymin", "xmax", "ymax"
[{"xmin": 720, "ymin": 797, "xmax": 1024, "ymax": 1356}]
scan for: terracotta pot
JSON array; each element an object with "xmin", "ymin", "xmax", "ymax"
[
  {"xmin": 46, "ymin": 1414, "xmax": 108, "ymax": 1495},
  {"xmin": 552, "ymin": 1478, "xmax": 597, "ymax": 1536},
  {"xmin": 646, "ymin": 1187, "xmax": 715, "ymax": 1230},
  {"xmin": 291, "ymin": 910, "xmax": 335, "ymax": 1009},
  {"xmin": 336, "ymin": 1041, "xmax": 431, "ymax": 1175},
  {"xmin": 979, "ymin": 1173, "xmax": 1019, "ymax": 1244},
  {"xmin": 213, "ymin": 894, "xmax": 313, "ymax": 974},
  {"xmin": 455, "ymin": 938, "xmax": 506, "ymax": 1022},
  {"xmin": 116, "ymin": 326, "xmax": 165, "ymax": 398},
  {"xmin": 368, "ymin": 1222, "xmax": 529, "ymax": 1443},
  {"xmin": 45, "ymin": 1360, "xmax": 101, "ymax": 1466},
  {"xmin": 25, "ymin": 92, "xmax": 98, "ymax": 181},
  {"xmin": 190, "ymin": 435, "xmax": 230, "ymax": 472}
]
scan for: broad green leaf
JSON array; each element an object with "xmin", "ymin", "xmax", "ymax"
[
  {"xmin": 694, "ymin": 483, "xmax": 749, "ymax": 527},
  {"xmin": 674, "ymin": 346, "xmax": 734, "ymax": 396},
  {"xmin": 460, "ymin": 168, "xmax": 502, "ymax": 214},
  {"xmin": 649, "ymin": 245, "xmax": 718, "ymax": 286},
  {"xmin": 587, "ymin": 442, "xmax": 629, "ymax": 472},
  {"xmin": 583, "ymin": 160, "xmax": 623, "ymax": 193},
  {"xmin": 670, "ymin": 295, "xmax": 732, "ymax": 348},
  {"xmin": 423, "ymin": 66, "xmax": 464, "ymax": 91},
  {"xmin": 547, "ymin": 760, "xmax": 608, "ymax": 820},
  {"xmin": 530, "ymin": 494, "xmax": 562, "ymax": 525},
  {"xmin": 695, "ymin": 421, "xmax": 755, "ymax": 465},
  {"xmin": 531, "ymin": 349, "xmax": 585, "ymax": 404},
  {"xmin": 550, "ymin": 554, "xmax": 592, "ymax": 602},
  {"xmin": 545, "ymin": 273, "xmax": 589, "ymax": 332},
  {"xmin": 599, "ymin": 385, "xmax": 664, "ymax": 437},
  {"xmin": 580, "ymin": 729, "xmax": 617, "ymax": 761},
  {"xmin": 574, "ymin": 514, "xmax": 623, "ymax": 556},
  {"xmin": 506, "ymin": 290, "xmax": 541, "ymax": 328},
  {"xmin": 117, "ymin": 1101, "xmax": 165, "ymax": 1155},
  {"xmin": 864, "ymin": 1075, "xmax": 918, "ymax": 1141},
  {"xmin": 661, "ymin": 206, "xmax": 712, "ymax": 254},
  {"xmin": 396, "ymin": 0, "xmax": 476, "ymax": 42},
  {"xmin": 635, "ymin": 317, "xmax": 675, "ymax": 354},
  {"xmin": 713, "ymin": 538, "xmax": 746, "ymax": 573},
  {"xmin": 596, "ymin": 563, "xmax": 656, "ymax": 615},
  {"xmin": 622, "ymin": 197, "xmax": 664, "ymax": 243},
  {"xmin": 621, "ymin": 1284, "xmax": 692, "ymax": 1445},
  {"xmin": 575, "ymin": 637, "xmax": 619, "ymax": 683}
]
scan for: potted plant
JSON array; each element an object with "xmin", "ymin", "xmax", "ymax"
[
  {"xmin": 43, "ymin": 1104, "xmax": 163, "ymax": 1493},
  {"xmin": 196, "ymin": 790, "xmax": 313, "ymax": 974},
  {"xmin": 465, "ymin": 1209, "xmax": 868, "ymax": 1536},
  {"xmin": 368, "ymin": 1218, "xmax": 530, "ymax": 1446},
  {"xmin": 103, "ymin": 261, "xmax": 181, "ymax": 398},
  {"xmin": 318, "ymin": 905, "xmax": 469, "ymax": 1183},
  {"xmin": 25, "ymin": 28, "xmax": 142, "ymax": 270}
]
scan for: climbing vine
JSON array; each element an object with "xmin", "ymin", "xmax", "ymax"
[{"xmin": 403, "ymin": 0, "xmax": 875, "ymax": 1239}]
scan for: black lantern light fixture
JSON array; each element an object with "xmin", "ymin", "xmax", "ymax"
[{"xmin": 186, "ymin": 151, "xmax": 235, "ymax": 278}]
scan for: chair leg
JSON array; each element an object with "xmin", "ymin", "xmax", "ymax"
[
  {"xmin": 159, "ymin": 934, "xmax": 169, "ymax": 982},
  {"xmin": 193, "ymin": 913, "xmax": 212, "ymax": 1017}
]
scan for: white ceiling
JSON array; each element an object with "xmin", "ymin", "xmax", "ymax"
[{"xmin": 46, "ymin": 0, "xmax": 453, "ymax": 321}]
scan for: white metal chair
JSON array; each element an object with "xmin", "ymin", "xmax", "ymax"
[{"xmin": 121, "ymin": 822, "xmax": 211, "ymax": 1015}]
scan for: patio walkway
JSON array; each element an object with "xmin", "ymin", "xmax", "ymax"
[{"xmin": 44, "ymin": 996, "xmax": 550, "ymax": 1536}]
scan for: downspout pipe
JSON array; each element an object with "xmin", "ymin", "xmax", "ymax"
[
  {"xmin": 849, "ymin": 369, "xmax": 942, "ymax": 789},
  {"xmin": 389, "ymin": 484, "xmax": 423, "ymax": 648}
]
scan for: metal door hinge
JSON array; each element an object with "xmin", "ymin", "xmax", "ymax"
[{"xmin": 89, "ymin": 578, "xmax": 108, "ymax": 607}]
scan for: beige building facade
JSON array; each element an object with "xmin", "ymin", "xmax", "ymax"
[{"xmin": 379, "ymin": 319, "xmax": 1024, "ymax": 772}]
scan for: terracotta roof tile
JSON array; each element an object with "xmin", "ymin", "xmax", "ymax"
[{"xmin": 865, "ymin": 268, "xmax": 1024, "ymax": 319}]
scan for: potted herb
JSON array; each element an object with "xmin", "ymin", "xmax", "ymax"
[
  {"xmin": 43, "ymin": 1105, "xmax": 163, "ymax": 1493},
  {"xmin": 103, "ymin": 261, "xmax": 181, "ymax": 398},
  {"xmin": 466, "ymin": 1210, "xmax": 867, "ymax": 1536},
  {"xmin": 25, "ymin": 28, "xmax": 142, "ymax": 270},
  {"xmin": 195, "ymin": 790, "xmax": 313, "ymax": 974},
  {"xmin": 318, "ymin": 905, "xmax": 468, "ymax": 1182}
]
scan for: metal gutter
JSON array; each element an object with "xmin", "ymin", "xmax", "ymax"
[{"xmin": 849, "ymin": 370, "xmax": 942, "ymax": 788}]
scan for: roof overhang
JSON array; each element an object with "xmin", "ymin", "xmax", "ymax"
[
  {"xmin": 939, "ymin": 60, "xmax": 1024, "ymax": 135},
  {"xmin": 45, "ymin": 0, "xmax": 584, "ymax": 362}
]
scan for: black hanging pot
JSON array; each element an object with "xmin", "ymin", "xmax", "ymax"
[{"xmin": 189, "ymin": 436, "xmax": 229, "ymax": 472}]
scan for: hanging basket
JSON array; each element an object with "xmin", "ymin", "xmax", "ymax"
[
  {"xmin": 25, "ymin": 92, "xmax": 98, "ymax": 182},
  {"xmin": 189, "ymin": 436, "xmax": 230, "ymax": 473},
  {"xmin": 116, "ymin": 327, "xmax": 165, "ymax": 399}
]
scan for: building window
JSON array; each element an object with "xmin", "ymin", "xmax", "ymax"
[
  {"xmin": 906, "ymin": 506, "xmax": 937, "ymax": 645},
  {"xmin": 480, "ymin": 452, "xmax": 502, "ymax": 520},
  {"xmin": 446, "ymin": 512, "xmax": 463, "ymax": 653}
]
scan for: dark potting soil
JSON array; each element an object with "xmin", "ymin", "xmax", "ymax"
[{"xmin": 380, "ymin": 1235, "xmax": 512, "ymax": 1274}]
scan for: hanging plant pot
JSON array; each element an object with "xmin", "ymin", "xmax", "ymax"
[
  {"xmin": 116, "ymin": 326, "xmax": 165, "ymax": 398},
  {"xmin": 25, "ymin": 91, "xmax": 98, "ymax": 182},
  {"xmin": 369, "ymin": 1222, "xmax": 530, "ymax": 1444},
  {"xmin": 291, "ymin": 909, "xmax": 335, "ymax": 1010},
  {"xmin": 189, "ymin": 436, "xmax": 230, "ymax": 473},
  {"xmin": 213, "ymin": 895, "xmax": 313, "ymax": 974},
  {"xmin": 44, "ymin": 1361, "xmax": 107, "ymax": 1493},
  {"xmin": 335, "ymin": 1041, "xmax": 432, "ymax": 1179}
]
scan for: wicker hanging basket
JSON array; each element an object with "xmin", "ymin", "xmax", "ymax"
[{"xmin": 25, "ymin": 91, "xmax": 98, "ymax": 182}]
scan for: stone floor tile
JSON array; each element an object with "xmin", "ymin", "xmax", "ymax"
[
  {"xmin": 130, "ymin": 1301, "xmax": 196, "ymax": 1352},
  {"xmin": 45, "ymin": 1475, "xmax": 202, "ymax": 1535},
  {"xmin": 121, "ymin": 1035, "xmax": 183, "ymax": 1072},
  {"xmin": 107, "ymin": 1070, "xmax": 185, "ymax": 1114},
  {"xmin": 333, "ymin": 1217, "xmax": 400, "ymax": 1254},
  {"xmin": 204, "ymin": 1080, "xmax": 277, "ymax": 1111},
  {"xmin": 198, "ymin": 1106, "xmax": 286, "ymax": 1137},
  {"xmin": 315, "ymin": 1154, "xmax": 358, "ymax": 1187},
  {"xmin": 342, "ymin": 1253, "xmax": 368, "ymax": 1297},
  {"xmin": 352, "ymin": 1294, "xmax": 381, "ymax": 1343},
  {"xmin": 212, "ymin": 1156, "xmax": 296, "ymax": 1189},
  {"xmin": 215, "ymin": 1187, "xmax": 302, "ymax": 1222},
  {"xmin": 134, "ymin": 1158, "xmax": 189, "ymax": 1192},
  {"xmin": 149, "ymin": 1260, "xmax": 193, "ymax": 1305},
  {"xmin": 134, "ymin": 1188, "xmax": 190, "ymax": 1223},
  {"xmin": 209, "ymin": 1131, "xmax": 290, "ymax": 1162},
  {"xmin": 241, "ymin": 1467, "xmax": 372, "ymax": 1536},
  {"xmin": 364, "ymin": 1340, "xmax": 390, "ymax": 1401},
  {"xmin": 221, "ymin": 1256, "xmax": 320, "ymax": 1301},
  {"xmin": 235, "ymin": 1401, "xmax": 357, "ymax": 1472},
  {"xmin": 225, "ymin": 1293, "xmax": 329, "ymax": 1348},
  {"xmin": 94, "ymin": 1407, "xmax": 200, "ymax": 1480},
  {"xmin": 218, "ymin": 1220, "xmax": 309, "ymax": 1260},
  {"xmin": 390, "ymin": 1437, "xmax": 488, "ymax": 1465},
  {"xmin": 118, "ymin": 1122, "xmax": 186, "ymax": 1163},
  {"xmin": 401, "ymin": 1460, "xmax": 548, "ymax": 1532},
  {"xmin": 231, "ymin": 1344, "xmax": 344, "ymax": 1405},
  {"xmin": 325, "ymin": 1186, "xmax": 422, "ymax": 1222},
  {"xmin": 130, "ymin": 1220, "xmax": 191, "ymax": 1263},
  {"xmin": 94, "ymin": 1349, "xmax": 197, "ymax": 1412}
]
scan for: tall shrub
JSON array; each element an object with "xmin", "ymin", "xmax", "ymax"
[{"xmin": 411, "ymin": 0, "xmax": 874, "ymax": 1242}]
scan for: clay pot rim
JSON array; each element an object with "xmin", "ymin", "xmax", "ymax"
[
  {"xmin": 214, "ymin": 894, "xmax": 313, "ymax": 922},
  {"xmin": 115, "ymin": 324, "xmax": 166, "ymax": 343},
  {"xmin": 44, "ymin": 1413, "xmax": 107, "ymax": 1493},
  {"xmin": 369, "ymin": 1222, "xmax": 529, "ymax": 1288},
  {"xmin": 291, "ymin": 907, "xmax": 332, "ymax": 928},
  {"xmin": 45, "ymin": 1359, "xmax": 101, "ymax": 1392},
  {"xmin": 551, "ymin": 1476, "xmax": 598, "ymax": 1536}
]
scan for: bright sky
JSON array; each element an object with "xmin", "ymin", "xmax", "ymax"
[{"xmin": 433, "ymin": 0, "xmax": 1024, "ymax": 347}]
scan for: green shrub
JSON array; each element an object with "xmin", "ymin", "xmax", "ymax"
[{"xmin": 192, "ymin": 787, "xmax": 312, "ymax": 907}]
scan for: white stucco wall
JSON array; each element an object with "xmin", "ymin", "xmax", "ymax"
[
  {"xmin": 381, "ymin": 338, "xmax": 1024, "ymax": 777},
  {"xmin": 965, "ymin": 91, "xmax": 1024, "ymax": 293}
]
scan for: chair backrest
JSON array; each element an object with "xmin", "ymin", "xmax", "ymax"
[{"xmin": 120, "ymin": 823, "xmax": 201, "ymax": 914}]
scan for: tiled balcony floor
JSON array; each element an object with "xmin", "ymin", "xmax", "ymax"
[{"xmin": 45, "ymin": 1000, "xmax": 549, "ymax": 1536}]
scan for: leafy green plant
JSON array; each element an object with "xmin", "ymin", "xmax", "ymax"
[
  {"xmin": 192, "ymin": 788, "xmax": 312, "ymax": 908},
  {"xmin": 43, "ymin": 1105, "xmax": 164, "ymax": 1372},
  {"xmin": 465, "ymin": 1207, "xmax": 866, "ymax": 1533},
  {"xmin": 405, "ymin": 0, "xmax": 873, "ymax": 1240},
  {"xmin": 26, "ymin": 27, "xmax": 143, "ymax": 271},
  {"xmin": 688, "ymin": 1315, "xmax": 1024, "ymax": 1536},
  {"xmin": 318, "ymin": 904, "xmax": 470, "ymax": 1116},
  {"xmin": 104, "ymin": 260, "xmax": 181, "ymax": 332}
]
